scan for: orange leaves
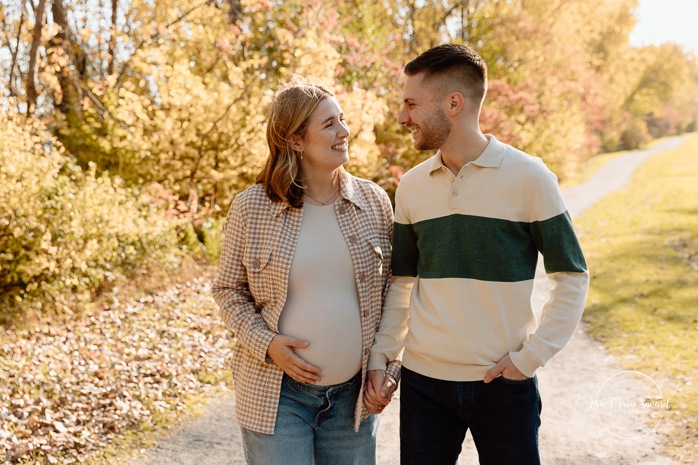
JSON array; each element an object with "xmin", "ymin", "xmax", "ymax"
[{"xmin": 0, "ymin": 277, "xmax": 234, "ymax": 464}]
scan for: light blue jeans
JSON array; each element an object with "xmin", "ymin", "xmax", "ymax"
[{"xmin": 240, "ymin": 372, "xmax": 378, "ymax": 465}]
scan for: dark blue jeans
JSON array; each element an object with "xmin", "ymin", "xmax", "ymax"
[{"xmin": 400, "ymin": 367, "xmax": 542, "ymax": 465}]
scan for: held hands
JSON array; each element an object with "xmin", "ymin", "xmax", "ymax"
[
  {"xmin": 362, "ymin": 369, "xmax": 397, "ymax": 414},
  {"xmin": 483, "ymin": 354, "xmax": 528, "ymax": 383},
  {"xmin": 266, "ymin": 335, "xmax": 321, "ymax": 384}
]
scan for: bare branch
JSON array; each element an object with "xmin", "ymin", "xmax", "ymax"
[{"xmin": 6, "ymin": 1, "xmax": 26, "ymax": 97}]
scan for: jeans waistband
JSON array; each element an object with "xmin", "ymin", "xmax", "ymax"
[{"xmin": 283, "ymin": 371, "xmax": 361, "ymax": 396}]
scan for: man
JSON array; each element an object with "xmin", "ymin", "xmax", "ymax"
[{"xmin": 363, "ymin": 43, "xmax": 589, "ymax": 465}]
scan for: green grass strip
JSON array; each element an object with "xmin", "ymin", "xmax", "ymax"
[{"xmin": 575, "ymin": 134, "xmax": 698, "ymax": 461}]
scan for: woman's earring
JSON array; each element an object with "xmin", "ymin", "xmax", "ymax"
[{"xmin": 299, "ymin": 151, "xmax": 303, "ymax": 160}]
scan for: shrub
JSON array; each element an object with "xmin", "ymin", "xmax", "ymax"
[
  {"xmin": 619, "ymin": 118, "xmax": 651, "ymax": 150},
  {"xmin": 0, "ymin": 111, "xmax": 180, "ymax": 322}
]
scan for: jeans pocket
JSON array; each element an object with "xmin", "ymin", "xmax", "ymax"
[{"xmin": 499, "ymin": 375, "xmax": 533, "ymax": 385}]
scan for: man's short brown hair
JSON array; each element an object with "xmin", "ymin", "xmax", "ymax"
[{"xmin": 405, "ymin": 43, "xmax": 487, "ymax": 104}]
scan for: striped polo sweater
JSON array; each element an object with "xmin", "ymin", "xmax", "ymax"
[{"xmin": 369, "ymin": 135, "xmax": 589, "ymax": 381}]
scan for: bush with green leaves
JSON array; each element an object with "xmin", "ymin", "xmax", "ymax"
[{"xmin": 0, "ymin": 111, "xmax": 179, "ymax": 321}]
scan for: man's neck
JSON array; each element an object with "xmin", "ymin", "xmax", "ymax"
[{"xmin": 439, "ymin": 130, "xmax": 489, "ymax": 176}]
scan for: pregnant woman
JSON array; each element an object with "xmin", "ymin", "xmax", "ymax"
[{"xmin": 212, "ymin": 76, "xmax": 398, "ymax": 465}]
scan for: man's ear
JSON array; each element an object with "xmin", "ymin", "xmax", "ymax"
[
  {"xmin": 446, "ymin": 92, "xmax": 465, "ymax": 115},
  {"xmin": 288, "ymin": 135, "xmax": 304, "ymax": 152}
]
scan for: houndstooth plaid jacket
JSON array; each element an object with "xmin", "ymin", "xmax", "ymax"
[{"xmin": 212, "ymin": 169, "xmax": 401, "ymax": 434}]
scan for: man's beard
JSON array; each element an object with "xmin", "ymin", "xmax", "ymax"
[{"xmin": 414, "ymin": 108, "xmax": 451, "ymax": 151}]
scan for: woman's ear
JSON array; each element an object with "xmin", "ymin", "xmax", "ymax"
[{"xmin": 289, "ymin": 135, "xmax": 304, "ymax": 152}]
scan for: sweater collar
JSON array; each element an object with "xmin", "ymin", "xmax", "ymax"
[{"xmin": 428, "ymin": 134, "xmax": 504, "ymax": 174}]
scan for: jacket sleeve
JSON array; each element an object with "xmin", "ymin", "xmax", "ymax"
[{"xmin": 211, "ymin": 196, "xmax": 277, "ymax": 364}]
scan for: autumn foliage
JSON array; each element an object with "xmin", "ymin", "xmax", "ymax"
[
  {"xmin": 2, "ymin": 1, "xmax": 698, "ymax": 463},
  {"xmin": 2, "ymin": 0, "xmax": 698, "ymax": 320},
  {"xmin": 0, "ymin": 112, "xmax": 179, "ymax": 323}
]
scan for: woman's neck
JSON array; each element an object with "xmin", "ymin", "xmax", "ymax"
[
  {"xmin": 302, "ymin": 168, "xmax": 341, "ymax": 205},
  {"xmin": 303, "ymin": 169, "xmax": 340, "ymax": 196}
]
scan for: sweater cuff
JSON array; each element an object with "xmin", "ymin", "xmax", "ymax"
[
  {"xmin": 509, "ymin": 346, "xmax": 543, "ymax": 378},
  {"xmin": 368, "ymin": 354, "xmax": 389, "ymax": 372},
  {"xmin": 367, "ymin": 357, "xmax": 402, "ymax": 383}
]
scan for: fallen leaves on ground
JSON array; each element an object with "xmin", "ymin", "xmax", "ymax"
[{"xmin": 1, "ymin": 276, "xmax": 234, "ymax": 464}]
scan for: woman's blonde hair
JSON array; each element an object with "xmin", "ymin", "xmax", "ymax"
[{"xmin": 256, "ymin": 76, "xmax": 334, "ymax": 208}]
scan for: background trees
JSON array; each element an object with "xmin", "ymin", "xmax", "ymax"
[
  {"xmin": 4, "ymin": 0, "xmax": 697, "ymax": 203},
  {"xmin": 2, "ymin": 0, "xmax": 698, "ymax": 317}
]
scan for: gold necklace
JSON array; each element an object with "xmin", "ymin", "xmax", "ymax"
[{"xmin": 304, "ymin": 188, "xmax": 340, "ymax": 205}]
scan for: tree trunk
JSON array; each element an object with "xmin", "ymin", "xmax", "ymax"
[
  {"xmin": 51, "ymin": 0, "xmax": 88, "ymax": 77},
  {"xmin": 50, "ymin": 0, "xmax": 88, "ymax": 114},
  {"xmin": 108, "ymin": 0, "xmax": 118, "ymax": 75},
  {"xmin": 26, "ymin": 0, "xmax": 48, "ymax": 112},
  {"xmin": 226, "ymin": 0, "xmax": 243, "ymax": 24},
  {"xmin": 405, "ymin": 0, "xmax": 416, "ymax": 57}
]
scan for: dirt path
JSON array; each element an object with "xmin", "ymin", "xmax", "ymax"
[{"xmin": 130, "ymin": 135, "xmax": 692, "ymax": 465}]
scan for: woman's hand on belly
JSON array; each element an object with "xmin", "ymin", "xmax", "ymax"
[{"xmin": 267, "ymin": 335, "xmax": 322, "ymax": 384}]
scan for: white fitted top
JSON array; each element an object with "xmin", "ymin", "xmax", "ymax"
[{"xmin": 277, "ymin": 202, "xmax": 362, "ymax": 385}]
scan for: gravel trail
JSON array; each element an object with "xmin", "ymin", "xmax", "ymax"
[{"xmin": 130, "ymin": 135, "xmax": 693, "ymax": 465}]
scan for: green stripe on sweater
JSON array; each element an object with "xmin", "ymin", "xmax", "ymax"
[
  {"xmin": 392, "ymin": 212, "xmax": 586, "ymax": 281},
  {"xmin": 393, "ymin": 222, "xmax": 419, "ymax": 277},
  {"xmin": 530, "ymin": 211, "xmax": 587, "ymax": 274}
]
